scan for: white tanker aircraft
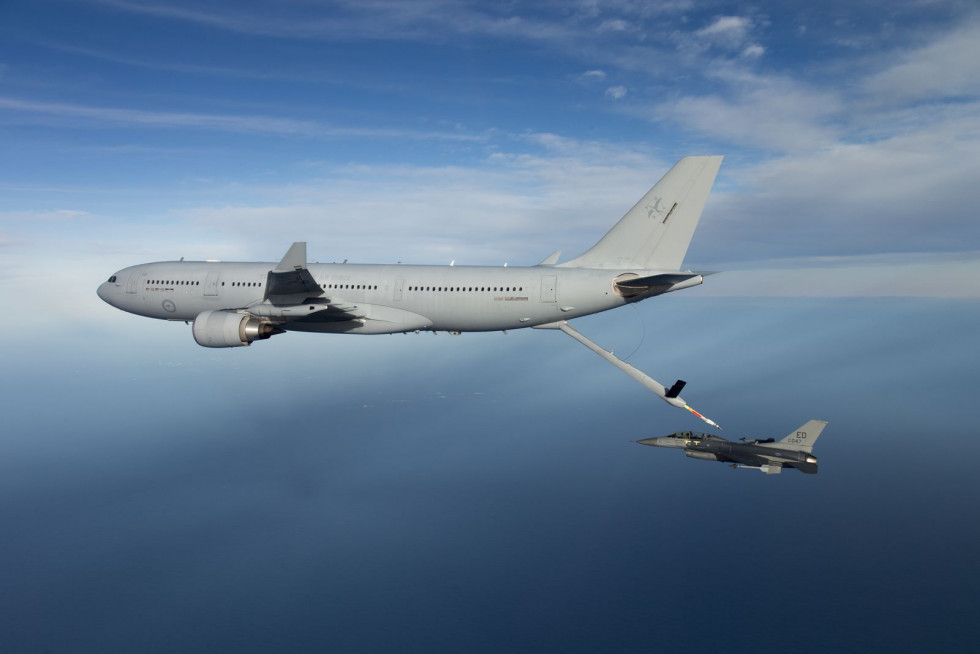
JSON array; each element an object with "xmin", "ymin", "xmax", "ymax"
[{"xmin": 98, "ymin": 156, "xmax": 725, "ymax": 425}]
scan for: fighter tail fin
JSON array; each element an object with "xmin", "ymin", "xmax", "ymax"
[
  {"xmin": 558, "ymin": 155, "xmax": 723, "ymax": 271},
  {"xmin": 776, "ymin": 420, "xmax": 828, "ymax": 453}
]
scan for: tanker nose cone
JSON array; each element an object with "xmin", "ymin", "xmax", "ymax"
[{"xmin": 97, "ymin": 280, "xmax": 118, "ymax": 307}]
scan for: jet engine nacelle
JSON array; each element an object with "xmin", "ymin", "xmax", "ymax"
[
  {"xmin": 685, "ymin": 450, "xmax": 720, "ymax": 461},
  {"xmin": 192, "ymin": 310, "xmax": 281, "ymax": 348}
]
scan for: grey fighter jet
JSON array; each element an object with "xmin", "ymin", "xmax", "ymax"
[{"xmin": 637, "ymin": 420, "xmax": 829, "ymax": 474}]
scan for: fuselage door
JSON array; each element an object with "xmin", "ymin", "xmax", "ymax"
[
  {"xmin": 126, "ymin": 270, "xmax": 142, "ymax": 294},
  {"xmin": 540, "ymin": 275, "xmax": 557, "ymax": 303},
  {"xmin": 394, "ymin": 278, "xmax": 404, "ymax": 301},
  {"xmin": 204, "ymin": 271, "xmax": 220, "ymax": 296}
]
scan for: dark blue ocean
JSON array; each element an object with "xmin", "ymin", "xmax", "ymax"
[{"xmin": 2, "ymin": 296, "xmax": 977, "ymax": 652}]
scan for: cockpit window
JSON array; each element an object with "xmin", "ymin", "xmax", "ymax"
[{"xmin": 108, "ymin": 275, "xmax": 117, "ymax": 283}]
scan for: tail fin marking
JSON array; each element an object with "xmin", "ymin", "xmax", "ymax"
[
  {"xmin": 559, "ymin": 155, "xmax": 723, "ymax": 271},
  {"xmin": 777, "ymin": 420, "xmax": 829, "ymax": 453}
]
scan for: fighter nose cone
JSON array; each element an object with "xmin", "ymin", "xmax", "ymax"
[{"xmin": 637, "ymin": 436, "xmax": 682, "ymax": 448}]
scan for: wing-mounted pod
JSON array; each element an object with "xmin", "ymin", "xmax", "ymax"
[{"xmin": 192, "ymin": 310, "xmax": 284, "ymax": 348}]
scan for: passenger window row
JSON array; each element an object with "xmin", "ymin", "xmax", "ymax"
[
  {"xmin": 147, "ymin": 280, "xmax": 264, "ymax": 287},
  {"xmin": 320, "ymin": 284, "xmax": 378, "ymax": 290},
  {"xmin": 407, "ymin": 286, "xmax": 524, "ymax": 292},
  {"xmin": 142, "ymin": 280, "xmax": 523, "ymax": 293}
]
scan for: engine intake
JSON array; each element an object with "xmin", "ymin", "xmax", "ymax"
[{"xmin": 192, "ymin": 310, "xmax": 282, "ymax": 348}]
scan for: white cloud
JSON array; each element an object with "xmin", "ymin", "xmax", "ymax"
[
  {"xmin": 741, "ymin": 44, "xmax": 765, "ymax": 58},
  {"xmin": 580, "ymin": 69, "xmax": 607, "ymax": 82},
  {"xmin": 91, "ymin": 0, "xmax": 586, "ymax": 45},
  {"xmin": 605, "ymin": 85, "xmax": 628, "ymax": 100},
  {"xmin": 647, "ymin": 74, "xmax": 842, "ymax": 151},
  {"xmin": 866, "ymin": 18, "xmax": 980, "ymax": 104},
  {"xmin": 696, "ymin": 15, "xmax": 753, "ymax": 48},
  {"xmin": 690, "ymin": 113, "xmax": 980, "ymax": 265},
  {"xmin": 0, "ymin": 209, "xmax": 93, "ymax": 222},
  {"xmin": 0, "ymin": 97, "xmax": 481, "ymax": 141},
  {"xmin": 597, "ymin": 19, "xmax": 632, "ymax": 33},
  {"xmin": 85, "ymin": 137, "xmax": 672, "ymax": 266},
  {"xmin": 3, "ymin": 131, "xmax": 974, "ymax": 305}
]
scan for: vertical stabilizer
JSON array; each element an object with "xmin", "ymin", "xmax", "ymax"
[
  {"xmin": 559, "ymin": 155, "xmax": 722, "ymax": 270},
  {"xmin": 778, "ymin": 420, "xmax": 828, "ymax": 453}
]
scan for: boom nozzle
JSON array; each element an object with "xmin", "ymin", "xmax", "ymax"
[{"xmin": 683, "ymin": 404, "xmax": 722, "ymax": 430}]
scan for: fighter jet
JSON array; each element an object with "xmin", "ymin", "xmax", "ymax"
[{"xmin": 637, "ymin": 420, "xmax": 829, "ymax": 474}]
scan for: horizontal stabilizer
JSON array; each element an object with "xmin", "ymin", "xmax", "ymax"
[
  {"xmin": 614, "ymin": 272, "xmax": 708, "ymax": 298},
  {"xmin": 615, "ymin": 273, "xmax": 701, "ymax": 290}
]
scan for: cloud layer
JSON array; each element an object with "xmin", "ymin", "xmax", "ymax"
[{"xmin": 1, "ymin": 1, "xmax": 978, "ymax": 299}]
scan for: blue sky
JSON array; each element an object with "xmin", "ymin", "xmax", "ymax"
[
  {"xmin": 1, "ymin": 3, "xmax": 979, "ymax": 652},
  {"xmin": 2, "ymin": 0, "xmax": 979, "ymax": 301}
]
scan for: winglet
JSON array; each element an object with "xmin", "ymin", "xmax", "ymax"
[
  {"xmin": 276, "ymin": 242, "xmax": 307, "ymax": 272},
  {"xmin": 265, "ymin": 242, "xmax": 322, "ymax": 302}
]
